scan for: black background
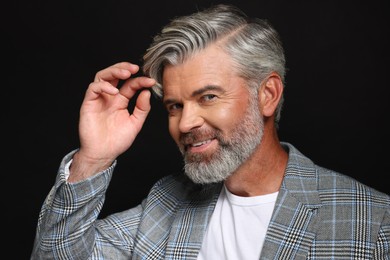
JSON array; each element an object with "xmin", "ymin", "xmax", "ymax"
[{"xmin": 4, "ymin": 0, "xmax": 389, "ymax": 258}]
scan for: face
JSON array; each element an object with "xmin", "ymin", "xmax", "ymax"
[{"xmin": 162, "ymin": 45, "xmax": 264, "ymax": 184}]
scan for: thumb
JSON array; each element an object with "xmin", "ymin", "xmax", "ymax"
[{"xmin": 130, "ymin": 89, "xmax": 152, "ymax": 131}]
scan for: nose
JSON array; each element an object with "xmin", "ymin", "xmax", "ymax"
[{"xmin": 179, "ymin": 104, "xmax": 204, "ymax": 133}]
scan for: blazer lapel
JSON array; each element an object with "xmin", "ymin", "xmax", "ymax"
[
  {"xmin": 260, "ymin": 143, "xmax": 322, "ymax": 260},
  {"xmin": 165, "ymin": 182, "xmax": 222, "ymax": 260}
]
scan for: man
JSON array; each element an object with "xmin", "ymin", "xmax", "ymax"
[{"xmin": 31, "ymin": 4, "xmax": 390, "ymax": 259}]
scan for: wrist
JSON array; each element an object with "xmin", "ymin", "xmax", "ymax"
[{"xmin": 68, "ymin": 151, "xmax": 114, "ymax": 183}]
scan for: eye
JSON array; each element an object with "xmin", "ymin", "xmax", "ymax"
[
  {"xmin": 201, "ymin": 94, "xmax": 217, "ymax": 102},
  {"xmin": 166, "ymin": 103, "xmax": 183, "ymax": 113}
]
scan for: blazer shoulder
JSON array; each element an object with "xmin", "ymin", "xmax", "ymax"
[
  {"xmin": 316, "ymin": 165, "xmax": 390, "ymax": 208},
  {"xmin": 281, "ymin": 142, "xmax": 389, "ymax": 209},
  {"xmin": 147, "ymin": 173, "xmax": 222, "ymax": 205}
]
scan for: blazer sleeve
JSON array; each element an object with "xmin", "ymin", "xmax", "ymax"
[{"xmin": 30, "ymin": 150, "xmax": 141, "ymax": 260}]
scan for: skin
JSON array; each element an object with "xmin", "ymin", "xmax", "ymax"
[
  {"xmin": 68, "ymin": 62, "xmax": 156, "ymax": 182},
  {"xmin": 69, "ymin": 44, "xmax": 288, "ymax": 197}
]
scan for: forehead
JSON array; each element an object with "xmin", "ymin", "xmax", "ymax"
[{"xmin": 162, "ymin": 45, "xmax": 240, "ymax": 97}]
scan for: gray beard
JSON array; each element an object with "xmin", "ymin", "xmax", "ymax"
[{"xmin": 181, "ymin": 96, "xmax": 264, "ymax": 184}]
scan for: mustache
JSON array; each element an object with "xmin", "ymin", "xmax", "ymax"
[{"xmin": 179, "ymin": 129, "xmax": 220, "ymax": 145}]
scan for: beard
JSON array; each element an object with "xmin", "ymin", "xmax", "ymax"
[{"xmin": 180, "ymin": 95, "xmax": 264, "ymax": 184}]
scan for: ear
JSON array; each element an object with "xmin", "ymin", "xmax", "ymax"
[{"xmin": 258, "ymin": 72, "xmax": 284, "ymax": 117}]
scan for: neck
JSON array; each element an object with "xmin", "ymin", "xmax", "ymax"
[{"xmin": 224, "ymin": 124, "xmax": 288, "ymax": 197}]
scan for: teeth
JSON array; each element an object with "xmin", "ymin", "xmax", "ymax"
[{"xmin": 192, "ymin": 139, "xmax": 211, "ymax": 147}]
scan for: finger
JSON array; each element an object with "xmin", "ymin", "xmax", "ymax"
[
  {"xmin": 85, "ymin": 81, "xmax": 119, "ymax": 101},
  {"xmin": 119, "ymin": 76, "xmax": 156, "ymax": 100},
  {"xmin": 131, "ymin": 89, "xmax": 152, "ymax": 131},
  {"xmin": 94, "ymin": 62, "xmax": 140, "ymax": 83}
]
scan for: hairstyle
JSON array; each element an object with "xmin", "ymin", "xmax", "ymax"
[{"xmin": 143, "ymin": 4, "xmax": 286, "ymax": 123}]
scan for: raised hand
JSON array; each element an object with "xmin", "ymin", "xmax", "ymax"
[{"xmin": 68, "ymin": 62, "xmax": 156, "ymax": 182}]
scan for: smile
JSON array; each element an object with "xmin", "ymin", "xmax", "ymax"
[
  {"xmin": 185, "ymin": 138, "xmax": 217, "ymax": 154},
  {"xmin": 191, "ymin": 139, "xmax": 213, "ymax": 147}
]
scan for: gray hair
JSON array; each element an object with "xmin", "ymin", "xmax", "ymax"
[{"xmin": 142, "ymin": 4, "xmax": 286, "ymax": 123}]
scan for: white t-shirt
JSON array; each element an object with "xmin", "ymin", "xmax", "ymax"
[{"xmin": 197, "ymin": 185, "xmax": 278, "ymax": 260}]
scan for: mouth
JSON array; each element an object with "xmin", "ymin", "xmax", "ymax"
[
  {"xmin": 184, "ymin": 138, "xmax": 216, "ymax": 153},
  {"xmin": 191, "ymin": 139, "xmax": 213, "ymax": 147}
]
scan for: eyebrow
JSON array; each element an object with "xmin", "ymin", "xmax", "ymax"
[
  {"xmin": 163, "ymin": 85, "xmax": 225, "ymax": 106},
  {"xmin": 193, "ymin": 85, "xmax": 225, "ymax": 96}
]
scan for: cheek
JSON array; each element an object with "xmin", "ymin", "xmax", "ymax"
[{"xmin": 207, "ymin": 105, "xmax": 244, "ymax": 130}]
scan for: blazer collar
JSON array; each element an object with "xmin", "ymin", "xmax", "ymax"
[
  {"xmin": 280, "ymin": 142, "xmax": 322, "ymax": 207},
  {"xmin": 260, "ymin": 142, "xmax": 322, "ymax": 259},
  {"xmin": 165, "ymin": 181, "xmax": 222, "ymax": 259}
]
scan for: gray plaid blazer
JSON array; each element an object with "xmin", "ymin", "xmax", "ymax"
[{"xmin": 31, "ymin": 142, "xmax": 390, "ymax": 259}]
